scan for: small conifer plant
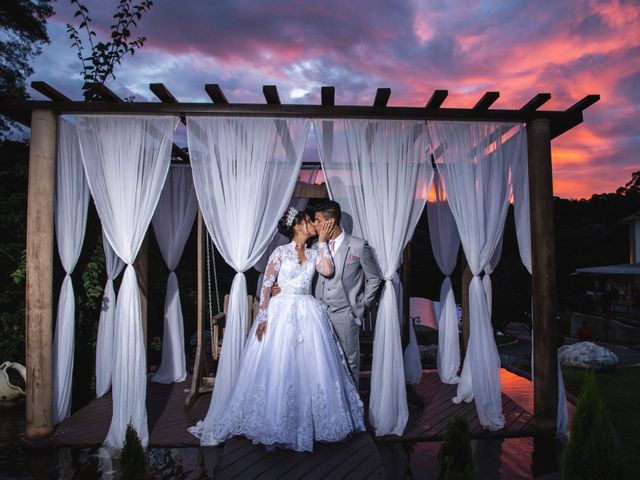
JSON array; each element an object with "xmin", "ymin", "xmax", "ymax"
[
  {"xmin": 121, "ymin": 423, "xmax": 147, "ymax": 480},
  {"xmin": 560, "ymin": 370, "xmax": 621, "ymax": 479},
  {"xmin": 437, "ymin": 415, "xmax": 474, "ymax": 480}
]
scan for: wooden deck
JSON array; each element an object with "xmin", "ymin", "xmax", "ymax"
[
  {"xmin": 51, "ymin": 369, "xmax": 542, "ymax": 478},
  {"xmin": 384, "ymin": 369, "xmax": 536, "ymax": 442}
]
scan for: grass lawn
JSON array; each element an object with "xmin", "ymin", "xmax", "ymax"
[{"xmin": 562, "ymin": 366, "xmax": 640, "ymax": 477}]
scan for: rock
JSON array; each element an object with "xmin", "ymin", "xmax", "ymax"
[
  {"xmin": 418, "ymin": 344, "xmax": 438, "ymax": 363},
  {"xmin": 558, "ymin": 342, "xmax": 619, "ymax": 369}
]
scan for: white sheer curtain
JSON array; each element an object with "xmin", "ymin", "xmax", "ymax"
[
  {"xmin": 427, "ymin": 121, "xmax": 523, "ymax": 430},
  {"xmin": 511, "ymin": 137, "xmax": 568, "ymax": 439},
  {"xmin": 427, "ymin": 171, "xmax": 461, "ymax": 384},
  {"xmin": 187, "ymin": 117, "xmax": 309, "ymax": 443},
  {"xmin": 151, "ymin": 165, "xmax": 198, "ymax": 384},
  {"xmin": 314, "ymin": 119, "xmax": 433, "ymax": 436},
  {"xmin": 482, "ymin": 236, "xmax": 503, "ymax": 318},
  {"xmin": 52, "ymin": 118, "xmax": 90, "ymax": 424},
  {"xmin": 76, "ymin": 115, "xmax": 178, "ymax": 448},
  {"xmin": 95, "ymin": 231, "xmax": 124, "ymax": 397}
]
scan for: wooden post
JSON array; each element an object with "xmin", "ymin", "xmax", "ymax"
[
  {"xmin": 401, "ymin": 243, "xmax": 411, "ymax": 348},
  {"xmin": 527, "ymin": 118, "xmax": 558, "ymax": 437},
  {"xmin": 134, "ymin": 233, "xmax": 149, "ymax": 351},
  {"xmin": 25, "ymin": 109, "xmax": 57, "ymax": 440},
  {"xmin": 186, "ymin": 211, "xmax": 205, "ymax": 409}
]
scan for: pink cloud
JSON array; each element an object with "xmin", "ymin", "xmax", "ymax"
[{"xmin": 29, "ymin": 0, "xmax": 640, "ymax": 198}]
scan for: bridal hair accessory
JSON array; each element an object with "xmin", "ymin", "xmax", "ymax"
[{"xmin": 284, "ymin": 207, "xmax": 299, "ymax": 228}]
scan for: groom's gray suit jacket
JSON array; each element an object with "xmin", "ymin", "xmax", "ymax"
[{"xmin": 314, "ymin": 233, "xmax": 383, "ymax": 324}]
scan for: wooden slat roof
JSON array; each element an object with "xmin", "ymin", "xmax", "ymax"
[{"xmin": 1, "ymin": 81, "xmax": 600, "ymax": 139}]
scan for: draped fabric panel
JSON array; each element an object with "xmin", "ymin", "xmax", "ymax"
[
  {"xmin": 427, "ymin": 121, "xmax": 525, "ymax": 430},
  {"xmin": 96, "ymin": 232, "xmax": 125, "ymax": 397},
  {"xmin": 151, "ymin": 165, "xmax": 198, "ymax": 384},
  {"xmin": 76, "ymin": 115, "xmax": 178, "ymax": 448},
  {"xmin": 396, "ymin": 277, "xmax": 422, "ymax": 387},
  {"xmin": 510, "ymin": 140, "xmax": 569, "ymax": 438},
  {"xmin": 315, "ymin": 119, "xmax": 433, "ymax": 436},
  {"xmin": 426, "ymin": 171, "xmax": 461, "ymax": 384},
  {"xmin": 187, "ymin": 117, "xmax": 309, "ymax": 444},
  {"xmin": 53, "ymin": 119, "xmax": 90, "ymax": 424}
]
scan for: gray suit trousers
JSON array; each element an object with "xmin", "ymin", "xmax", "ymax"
[{"xmin": 328, "ymin": 307, "xmax": 360, "ymax": 388}]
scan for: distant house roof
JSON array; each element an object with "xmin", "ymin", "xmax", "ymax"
[
  {"xmin": 575, "ymin": 263, "xmax": 640, "ymax": 275},
  {"xmin": 621, "ymin": 210, "xmax": 640, "ymax": 223}
]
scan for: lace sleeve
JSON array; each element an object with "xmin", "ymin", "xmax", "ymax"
[
  {"xmin": 314, "ymin": 242, "xmax": 334, "ymax": 277},
  {"xmin": 255, "ymin": 247, "xmax": 282, "ymax": 324}
]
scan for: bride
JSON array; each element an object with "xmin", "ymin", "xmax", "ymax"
[{"xmin": 189, "ymin": 207, "xmax": 364, "ymax": 452}]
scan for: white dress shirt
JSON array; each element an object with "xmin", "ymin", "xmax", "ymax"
[{"xmin": 329, "ymin": 230, "xmax": 345, "ymax": 256}]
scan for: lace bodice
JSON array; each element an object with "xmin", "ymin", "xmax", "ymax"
[{"xmin": 256, "ymin": 242, "xmax": 333, "ymax": 324}]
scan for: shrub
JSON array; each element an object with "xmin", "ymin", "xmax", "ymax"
[
  {"xmin": 121, "ymin": 423, "xmax": 147, "ymax": 480},
  {"xmin": 561, "ymin": 370, "xmax": 621, "ymax": 479},
  {"xmin": 437, "ymin": 415, "xmax": 474, "ymax": 480}
]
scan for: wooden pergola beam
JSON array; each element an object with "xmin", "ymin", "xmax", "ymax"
[
  {"xmin": 321, "ymin": 86, "xmax": 335, "ymax": 106},
  {"xmin": 31, "ymin": 81, "xmax": 71, "ymax": 102},
  {"xmin": 566, "ymin": 94, "xmax": 600, "ymax": 113},
  {"xmin": 521, "ymin": 93, "xmax": 551, "ymax": 112},
  {"xmin": 205, "ymin": 84, "xmax": 229, "ymax": 104},
  {"xmin": 150, "ymin": 83, "xmax": 186, "ymax": 128},
  {"xmin": 150, "ymin": 83, "xmax": 178, "ymax": 103},
  {"xmin": 425, "ymin": 90, "xmax": 448, "ymax": 109},
  {"xmin": 263, "ymin": 85, "xmax": 281, "ymax": 105},
  {"xmin": 373, "ymin": 88, "xmax": 391, "ymax": 107},
  {"xmin": 1, "ymin": 90, "xmax": 599, "ymax": 139},
  {"xmin": 473, "ymin": 91, "xmax": 500, "ymax": 110},
  {"xmin": 88, "ymin": 83, "xmax": 123, "ymax": 103},
  {"xmin": 292, "ymin": 181, "xmax": 328, "ymax": 198}
]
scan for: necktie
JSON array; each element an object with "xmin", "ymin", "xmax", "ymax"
[{"xmin": 329, "ymin": 239, "xmax": 336, "ymax": 256}]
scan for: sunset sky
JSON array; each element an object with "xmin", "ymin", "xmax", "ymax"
[{"xmin": 28, "ymin": 0, "xmax": 640, "ymax": 199}]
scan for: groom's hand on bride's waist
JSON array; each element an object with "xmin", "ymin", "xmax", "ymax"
[{"xmin": 271, "ymin": 282, "xmax": 281, "ymax": 297}]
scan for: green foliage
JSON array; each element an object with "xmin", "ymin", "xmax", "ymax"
[
  {"xmin": 561, "ymin": 370, "xmax": 622, "ymax": 479},
  {"xmin": 65, "ymin": 0, "xmax": 153, "ymax": 100},
  {"xmin": 437, "ymin": 415, "xmax": 474, "ymax": 480},
  {"xmin": 0, "ymin": 0, "xmax": 54, "ymax": 137},
  {"xmin": 150, "ymin": 336, "xmax": 162, "ymax": 352},
  {"xmin": 0, "ymin": 142, "xmax": 29, "ymax": 361},
  {"xmin": 121, "ymin": 423, "xmax": 147, "ymax": 480},
  {"xmin": 79, "ymin": 236, "xmax": 105, "ymax": 315}
]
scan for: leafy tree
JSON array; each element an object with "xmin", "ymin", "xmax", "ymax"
[
  {"xmin": 616, "ymin": 170, "xmax": 640, "ymax": 196},
  {"xmin": 66, "ymin": 0, "xmax": 153, "ymax": 100},
  {"xmin": 0, "ymin": 0, "xmax": 54, "ymax": 137},
  {"xmin": 0, "ymin": 141, "xmax": 29, "ymax": 362}
]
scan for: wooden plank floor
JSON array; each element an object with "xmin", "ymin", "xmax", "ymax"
[
  {"xmin": 215, "ymin": 434, "xmax": 386, "ymax": 480},
  {"xmin": 52, "ymin": 369, "xmax": 541, "ymax": 477},
  {"xmin": 377, "ymin": 369, "xmax": 535, "ymax": 443},
  {"xmin": 53, "ymin": 378, "xmax": 211, "ymax": 447}
]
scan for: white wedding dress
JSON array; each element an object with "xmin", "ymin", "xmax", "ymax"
[{"xmin": 189, "ymin": 241, "xmax": 364, "ymax": 452}]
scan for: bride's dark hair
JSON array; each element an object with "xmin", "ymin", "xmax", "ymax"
[{"xmin": 277, "ymin": 209, "xmax": 306, "ymax": 239}]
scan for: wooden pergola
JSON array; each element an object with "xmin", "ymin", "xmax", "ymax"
[{"xmin": 1, "ymin": 81, "xmax": 599, "ymax": 442}]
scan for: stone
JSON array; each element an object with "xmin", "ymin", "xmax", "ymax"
[{"xmin": 558, "ymin": 342, "xmax": 619, "ymax": 369}]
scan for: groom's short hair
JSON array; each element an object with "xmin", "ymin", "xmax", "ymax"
[{"xmin": 315, "ymin": 200, "xmax": 341, "ymax": 225}]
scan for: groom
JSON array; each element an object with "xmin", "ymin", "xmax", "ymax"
[{"xmin": 311, "ymin": 201, "xmax": 383, "ymax": 387}]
